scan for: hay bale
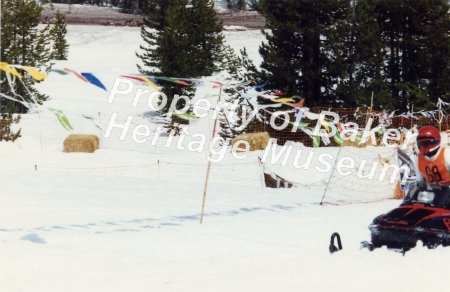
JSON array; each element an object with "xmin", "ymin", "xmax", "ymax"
[
  {"xmin": 63, "ymin": 134, "xmax": 99, "ymax": 153},
  {"xmin": 343, "ymin": 137, "xmax": 377, "ymax": 147},
  {"xmin": 231, "ymin": 132, "xmax": 270, "ymax": 152}
]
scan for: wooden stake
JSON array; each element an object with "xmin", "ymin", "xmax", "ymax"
[
  {"xmin": 370, "ymin": 92, "xmax": 374, "ymax": 115},
  {"xmin": 200, "ymin": 85, "xmax": 223, "ymax": 224},
  {"xmin": 157, "ymin": 159, "xmax": 160, "ymax": 180},
  {"xmin": 366, "ymin": 92, "xmax": 374, "ymax": 125},
  {"xmin": 438, "ymin": 105, "xmax": 443, "ymax": 132}
]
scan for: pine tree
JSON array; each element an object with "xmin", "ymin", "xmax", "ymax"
[
  {"xmin": 50, "ymin": 10, "xmax": 69, "ymax": 60},
  {"xmin": 247, "ymin": 0, "xmax": 260, "ymax": 10},
  {"xmin": 161, "ymin": 0, "xmax": 225, "ymax": 77},
  {"xmin": 1, "ymin": 0, "xmax": 55, "ymax": 141},
  {"xmin": 137, "ymin": 0, "xmax": 230, "ymax": 113},
  {"xmin": 371, "ymin": 0, "xmax": 450, "ymax": 111},
  {"xmin": 417, "ymin": 0, "xmax": 450, "ymax": 106},
  {"xmin": 325, "ymin": 0, "xmax": 390, "ymax": 108},
  {"xmin": 256, "ymin": 0, "xmax": 449, "ymax": 111},
  {"xmin": 374, "ymin": 0, "xmax": 415, "ymax": 110},
  {"xmin": 218, "ymin": 47, "xmax": 265, "ymax": 140},
  {"xmin": 136, "ymin": 0, "xmax": 171, "ymax": 76},
  {"xmin": 258, "ymin": 0, "xmax": 347, "ymax": 106}
]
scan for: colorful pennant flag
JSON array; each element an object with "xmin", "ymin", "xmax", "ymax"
[
  {"xmin": 51, "ymin": 69, "xmax": 70, "ymax": 75},
  {"xmin": 64, "ymin": 68, "xmax": 88, "ymax": 82},
  {"xmin": 153, "ymin": 76, "xmax": 194, "ymax": 86},
  {"xmin": 209, "ymin": 81, "xmax": 224, "ymax": 88},
  {"xmin": 172, "ymin": 112, "xmax": 199, "ymax": 121},
  {"xmin": 312, "ymin": 134, "xmax": 321, "ymax": 148},
  {"xmin": 121, "ymin": 75, "xmax": 145, "ymax": 83},
  {"xmin": 0, "ymin": 62, "xmax": 23, "ymax": 79},
  {"xmin": 290, "ymin": 121, "xmax": 309, "ymax": 128},
  {"xmin": 49, "ymin": 108, "xmax": 73, "ymax": 131},
  {"xmin": 172, "ymin": 79, "xmax": 193, "ymax": 86},
  {"xmin": 153, "ymin": 76, "xmax": 173, "ymax": 83},
  {"xmin": 254, "ymin": 82, "xmax": 267, "ymax": 90},
  {"xmin": 333, "ymin": 132, "xmax": 344, "ymax": 146},
  {"xmin": 287, "ymin": 97, "xmax": 305, "ymax": 109},
  {"xmin": 121, "ymin": 75, "xmax": 160, "ymax": 92},
  {"xmin": 20, "ymin": 66, "xmax": 47, "ymax": 81},
  {"xmin": 81, "ymin": 72, "xmax": 107, "ymax": 91}
]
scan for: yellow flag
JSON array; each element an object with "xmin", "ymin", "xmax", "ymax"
[
  {"xmin": 0, "ymin": 62, "xmax": 23, "ymax": 79},
  {"xmin": 22, "ymin": 66, "xmax": 47, "ymax": 81},
  {"xmin": 142, "ymin": 77, "xmax": 160, "ymax": 92},
  {"xmin": 319, "ymin": 116, "xmax": 331, "ymax": 132},
  {"xmin": 272, "ymin": 97, "xmax": 296, "ymax": 103}
]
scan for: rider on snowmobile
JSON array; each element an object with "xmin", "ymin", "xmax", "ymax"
[{"xmin": 416, "ymin": 125, "xmax": 450, "ymax": 185}]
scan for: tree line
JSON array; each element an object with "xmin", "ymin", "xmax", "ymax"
[
  {"xmin": 254, "ymin": 0, "xmax": 449, "ymax": 111},
  {"xmin": 138, "ymin": 0, "xmax": 449, "ymax": 114},
  {"xmin": 137, "ymin": 0, "xmax": 449, "ymax": 139}
]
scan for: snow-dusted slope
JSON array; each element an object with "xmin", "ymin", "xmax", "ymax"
[{"xmin": 214, "ymin": 0, "xmax": 229, "ymax": 12}]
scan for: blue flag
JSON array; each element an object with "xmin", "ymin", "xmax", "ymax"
[{"xmin": 81, "ymin": 72, "xmax": 107, "ymax": 91}]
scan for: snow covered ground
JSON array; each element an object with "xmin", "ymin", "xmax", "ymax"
[{"xmin": 1, "ymin": 25, "xmax": 450, "ymax": 292}]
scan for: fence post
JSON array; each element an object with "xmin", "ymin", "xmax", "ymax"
[{"xmin": 157, "ymin": 160, "xmax": 160, "ymax": 180}]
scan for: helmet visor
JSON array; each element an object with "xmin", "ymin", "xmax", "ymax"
[{"xmin": 417, "ymin": 138, "xmax": 439, "ymax": 148}]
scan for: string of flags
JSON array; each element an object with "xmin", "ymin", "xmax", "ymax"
[
  {"xmin": 0, "ymin": 62, "xmax": 105, "ymax": 130},
  {"xmin": 252, "ymin": 91, "xmax": 450, "ymax": 147},
  {"xmin": 1, "ymin": 61, "xmax": 449, "ymax": 137},
  {"xmin": 0, "ymin": 62, "xmax": 47, "ymax": 81},
  {"xmin": 0, "ymin": 62, "xmax": 224, "ymax": 131},
  {"xmin": 0, "ymin": 62, "xmax": 258, "ymax": 100},
  {"xmin": 50, "ymin": 68, "xmax": 108, "ymax": 91}
]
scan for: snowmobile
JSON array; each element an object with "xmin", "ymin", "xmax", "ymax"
[{"xmin": 363, "ymin": 181, "xmax": 450, "ymax": 252}]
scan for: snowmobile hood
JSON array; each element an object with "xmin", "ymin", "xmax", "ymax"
[
  {"xmin": 367, "ymin": 182, "xmax": 450, "ymax": 251},
  {"xmin": 376, "ymin": 204, "xmax": 450, "ymax": 229}
]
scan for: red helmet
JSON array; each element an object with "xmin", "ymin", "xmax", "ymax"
[{"xmin": 417, "ymin": 126, "xmax": 441, "ymax": 156}]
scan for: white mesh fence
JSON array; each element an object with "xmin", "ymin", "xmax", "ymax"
[{"xmin": 20, "ymin": 145, "xmax": 401, "ymax": 205}]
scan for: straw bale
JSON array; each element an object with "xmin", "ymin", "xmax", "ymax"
[
  {"xmin": 63, "ymin": 134, "xmax": 99, "ymax": 153},
  {"xmin": 343, "ymin": 138, "xmax": 377, "ymax": 147},
  {"xmin": 231, "ymin": 132, "xmax": 270, "ymax": 152}
]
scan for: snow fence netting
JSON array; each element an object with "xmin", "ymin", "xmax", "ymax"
[{"xmin": 260, "ymin": 144, "xmax": 400, "ymax": 205}]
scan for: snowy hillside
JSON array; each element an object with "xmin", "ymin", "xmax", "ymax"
[
  {"xmin": 1, "ymin": 25, "xmax": 450, "ymax": 292},
  {"xmin": 214, "ymin": 0, "xmax": 229, "ymax": 11},
  {"xmin": 41, "ymin": 2, "xmax": 265, "ymax": 28}
]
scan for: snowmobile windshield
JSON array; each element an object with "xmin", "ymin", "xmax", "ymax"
[
  {"xmin": 404, "ymin": 182, "xmax": 450, "ymax": 208},
  {"xmin": 417, "ymin": 191, "xmax": 434, "ymax": 204}
]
